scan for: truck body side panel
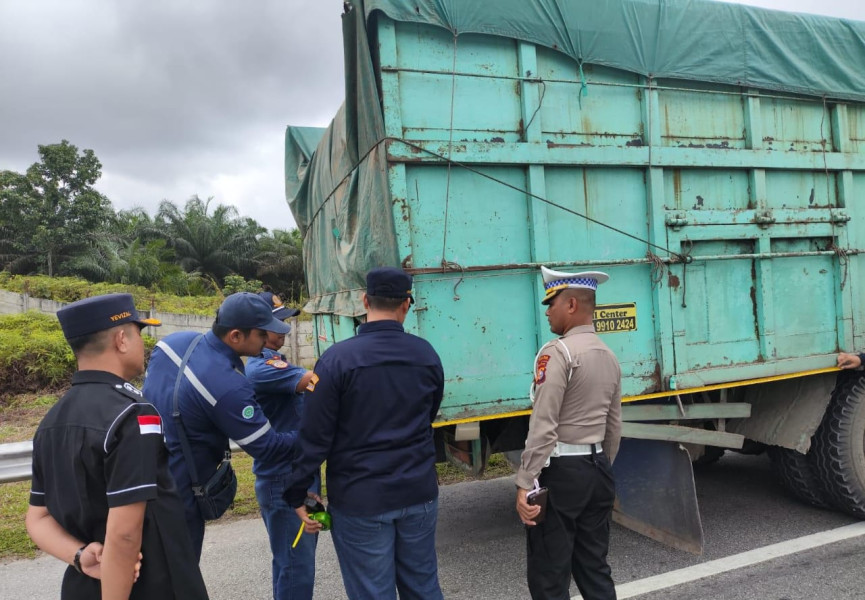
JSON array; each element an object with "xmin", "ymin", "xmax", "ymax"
[{"xmin": 289, "ymin": 3, "xmax": 865, "ymax": 425}]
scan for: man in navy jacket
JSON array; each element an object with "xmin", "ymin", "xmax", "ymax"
[
  {"xmin": 143, "ymin": 292, "xmax": 296, "ymax": 558},
  {"xmin": 285, "ymin": 267, "xmax": 445, "ymax": 600}
]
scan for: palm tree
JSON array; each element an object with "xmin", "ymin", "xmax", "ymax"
[
  {"xmin": 145, "ymin": 196, "xmax": 264, "ymax": 289},
  {"xmin": 256, "ymin": 228, "xmax": 306, "ymax": 302}
]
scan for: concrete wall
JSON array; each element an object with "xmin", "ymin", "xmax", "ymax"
[{"xmin": 0, "ymin": 290, "xmax": 317, "ymax": 368}]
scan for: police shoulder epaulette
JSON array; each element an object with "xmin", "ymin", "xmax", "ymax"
[{"xmin": 113, "ymin": 381, "xmax": 144, "ymax": 400}]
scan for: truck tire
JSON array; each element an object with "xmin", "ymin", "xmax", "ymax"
[
  {"xmin": 767, "ymin": 445, "xmax": 831, "ymax": 509},
  {"xmin": 811, "ymin": 371, "xmax": 865, "ymax": 517}
]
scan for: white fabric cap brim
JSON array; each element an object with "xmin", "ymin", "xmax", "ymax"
[{"xmin": 540, "ymin": 266, "xmax": 609, "ymax": 286}]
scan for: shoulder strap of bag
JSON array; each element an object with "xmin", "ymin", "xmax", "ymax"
[{"xmin": 171, "ymin": 334, "xmax": 206, "ymax": 492}]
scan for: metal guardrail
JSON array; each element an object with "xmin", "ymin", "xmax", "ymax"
[
  {"xmin": 0, "ymin": 440, "xmax": 243, "ymax": 485},
  {"xmin": 0, "ymin": 441, "xmax": 34, "ymax": 484}
]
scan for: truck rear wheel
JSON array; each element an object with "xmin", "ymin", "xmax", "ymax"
[
  {"xmin": 767, "ymin": 445, "xmax": 831, "ymax": 509},
  {"xmin": 811, "ymin": 371, "xmax": 865, "ymax": 517}
]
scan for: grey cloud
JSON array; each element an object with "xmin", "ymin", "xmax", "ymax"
[{"xmin": 0, "ymin": 0, "xmax": 344, "ymax": 217}]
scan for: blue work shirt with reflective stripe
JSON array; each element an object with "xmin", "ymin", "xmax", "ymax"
[
  {"xmin": 284, "ymin": 320, "xmax": 444, "ymax": 517},
  {"xmin": 246, "ymin": 347, "xmax": 307, "ymax": 478},
  {"xmin": 142, "ymin": 331, "xmax": 296, "ymax": 515}
]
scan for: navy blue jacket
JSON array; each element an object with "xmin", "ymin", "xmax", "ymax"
[
  {"xmin": 143, "ymin": 331, "xmax": 296, "ymax": 515},
  {"xmin": 284, "ymin": 320, "xmax": 444, "ymax": 516},
  {"xmin": 246, "ymin": 347, "xmax": 307, "ymax": 478}
]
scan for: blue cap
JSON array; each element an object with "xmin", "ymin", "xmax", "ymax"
[
  {"xmin": 257, "ymin": 291, "xmax": 301, "ymax": 321},
  {"xmin": 216, "ymin": 293, "xmax": 291, "ymax": 334},
  {"xmin": 57, "ymin": 293, "xmax": 161, "ymax": 340},
  {"xmin": 366, "ymin": 267, "xmax": 414, "ymax": 304}
]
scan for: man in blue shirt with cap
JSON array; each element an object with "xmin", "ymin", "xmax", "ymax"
[
  {"xmin": 285, "ymin": 267, "xmax": 445, "ymax": 600},
  {"xmin": 143, "ymin": 292, "xmax": 297, "ymax": 559},
  {"xmin": 246, "ymin": 291, "xmax": 317, "ymax": 600}
]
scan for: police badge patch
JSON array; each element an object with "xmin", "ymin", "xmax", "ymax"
[
  {"xmin": 266, "ymin": 358, "xmax": 289, "ymax": 369},
  {"xmin": 535, "ymin": 355, "xmax": 551, "ymax": 385}
]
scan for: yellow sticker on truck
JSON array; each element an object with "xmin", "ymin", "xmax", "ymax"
[{"xmin": 593, "ymin": 303, "xmax": 637, "ymax": 333}]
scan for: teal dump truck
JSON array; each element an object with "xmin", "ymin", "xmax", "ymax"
[{"xmin": 285, "ymin": 0, "xmax": 865, "ymax": 553}]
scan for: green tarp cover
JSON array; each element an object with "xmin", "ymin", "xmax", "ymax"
[
  {"xmin": 288, "ymin": 0, "xmax": 865, "ymax": 316},
  {"xmin": 366, "ymin": 0, "xmax": 865, "ymax": 103},
  {"xmin": 285, "ymin": 126, "xmax": 326, "ymax": 204},
  {"xmin": 287, "ymin": 4, "xmax": 397, "ymax": 316}
]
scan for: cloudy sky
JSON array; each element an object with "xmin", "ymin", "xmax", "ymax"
[{"xmin": 0, "ymin": 0, "xmax": 860, "ymax": 231}]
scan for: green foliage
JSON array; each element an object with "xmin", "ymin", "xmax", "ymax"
[
  {"xmin": 1, "ymin": 141, "xmax": 308, "ymax": 303},
  {"xmin": 256, "ymin": 228, "xmax": 306, "ymax": 303},
  {"xmin": 222, "ymin": 274, "xmax": 264, "ymax": 295},
  {"xmin": 0, "ymin": 312, "xmax": 75, "ymax": 402},
  {"xmin": 0, "ymin": 274, "xmax": 222, "ymax": 316},
  {"xmin": 0, "ymin": 310, "xmax": 154, "ymax": 405},
  {"xmin": 143, "ymin": 196, "xmax": 264, "ymax": 287},
  {"xmin": 0, "ymin": 140, "xmax": 115, "ymax": 277}
]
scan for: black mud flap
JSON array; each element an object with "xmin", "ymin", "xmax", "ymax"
[{"xmin": 611, "ymin": 438, "xmax": 704, "ymax": 555}]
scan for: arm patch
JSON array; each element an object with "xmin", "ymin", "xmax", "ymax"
[
  {"xmin": 534, "ymin": 355, "xmax": 551, "ymax": 385},
  {"xmin": 306, "ymin": 373, "xmax": 319, "ymax": 392}
]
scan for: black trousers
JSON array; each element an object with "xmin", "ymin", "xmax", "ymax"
[{"xmin": 526, "ymin": 453, "xmax": 616, "ymax": 600}]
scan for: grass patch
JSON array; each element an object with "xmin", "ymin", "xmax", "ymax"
[
  {"xmin": 0, "ymin": 273, "xmax": 310, "ymax": 319},
  {"xmin": 220, "ymin": 453, "xmax": 259, "ymax": 520},
  {"xmin": 436, "ymin": 452, "xmax": 514, "ymax": 485},
  {"xmin": 0, "ymin": 394, "xmax": 58, "ymax": 443},
  {"xmin": 0, "ymin": 481, "xmax": 37, "ymax": 560}
]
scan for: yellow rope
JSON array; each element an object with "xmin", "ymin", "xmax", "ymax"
[
  {"xmin": 291, "ymin": 521, "xmax": 305, "ymax": 549},
  {"xmin": 432, "ymin": 366, "xmax": 841, "ymax": 429}
]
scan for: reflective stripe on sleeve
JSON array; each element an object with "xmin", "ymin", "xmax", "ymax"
[
  {"xmin": 155, "ymin": 340, "xmax": 218, "ymax": 406},
  {"xmin": 234, "ymin": 421, "xmax": 271, "ymax": 447},
  {"xmin": 106, "ymin": 483, "xmax": 158, "ymax": 496}
]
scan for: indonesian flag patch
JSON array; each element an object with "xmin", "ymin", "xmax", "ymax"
[{"xmin": 137, "ymin": 415, "xmax": 162, "ymax": 435}]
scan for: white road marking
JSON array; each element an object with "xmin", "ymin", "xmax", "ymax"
[{"xmin": 572, "ymin": 521, "xmax": 865, "ymax": 600}]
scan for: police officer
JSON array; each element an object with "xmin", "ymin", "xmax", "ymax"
[
  {"xmin": 515, "ymin": 266, "xmax": 622, "ymax": 600},
  {"xmin": 142, "ymin": 292, "xmax": 296, "ymax": 559},
  {"xmin": 26, "ymin": 293, "xmax": 209, "ymax": 599},
  {"xmin": 284, "ymin": 267, "xmax": 445, "ymax": 600},
  {"xmin": 246, "ymin": 291, "xmax": 317, "ymax": 600}
]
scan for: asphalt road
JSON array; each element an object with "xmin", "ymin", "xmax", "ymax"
[{"xmin": 3, "ymin": 452, "xmax": 864, "ymax": 599}]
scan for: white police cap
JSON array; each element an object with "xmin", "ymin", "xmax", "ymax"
[{"xmin": 540, "ymin": 266, "xmax": 609, "ymax": 305}]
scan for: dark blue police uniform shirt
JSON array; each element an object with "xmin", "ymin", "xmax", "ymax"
[
  {"xmin": 246, "ymin": 346, "xmax": 307, "ymax": 478},
  {"xmin": 285, "ymin": 320, "xmax": 444, "ymax": 516},
  {"xmin": 142, "ymin": 331, "xmax": 296, "ymax": 514}
]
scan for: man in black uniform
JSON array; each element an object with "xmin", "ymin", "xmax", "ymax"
[{"xmin": 26, "ymin": 293, "xmax": 209, "ymax": 600}]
